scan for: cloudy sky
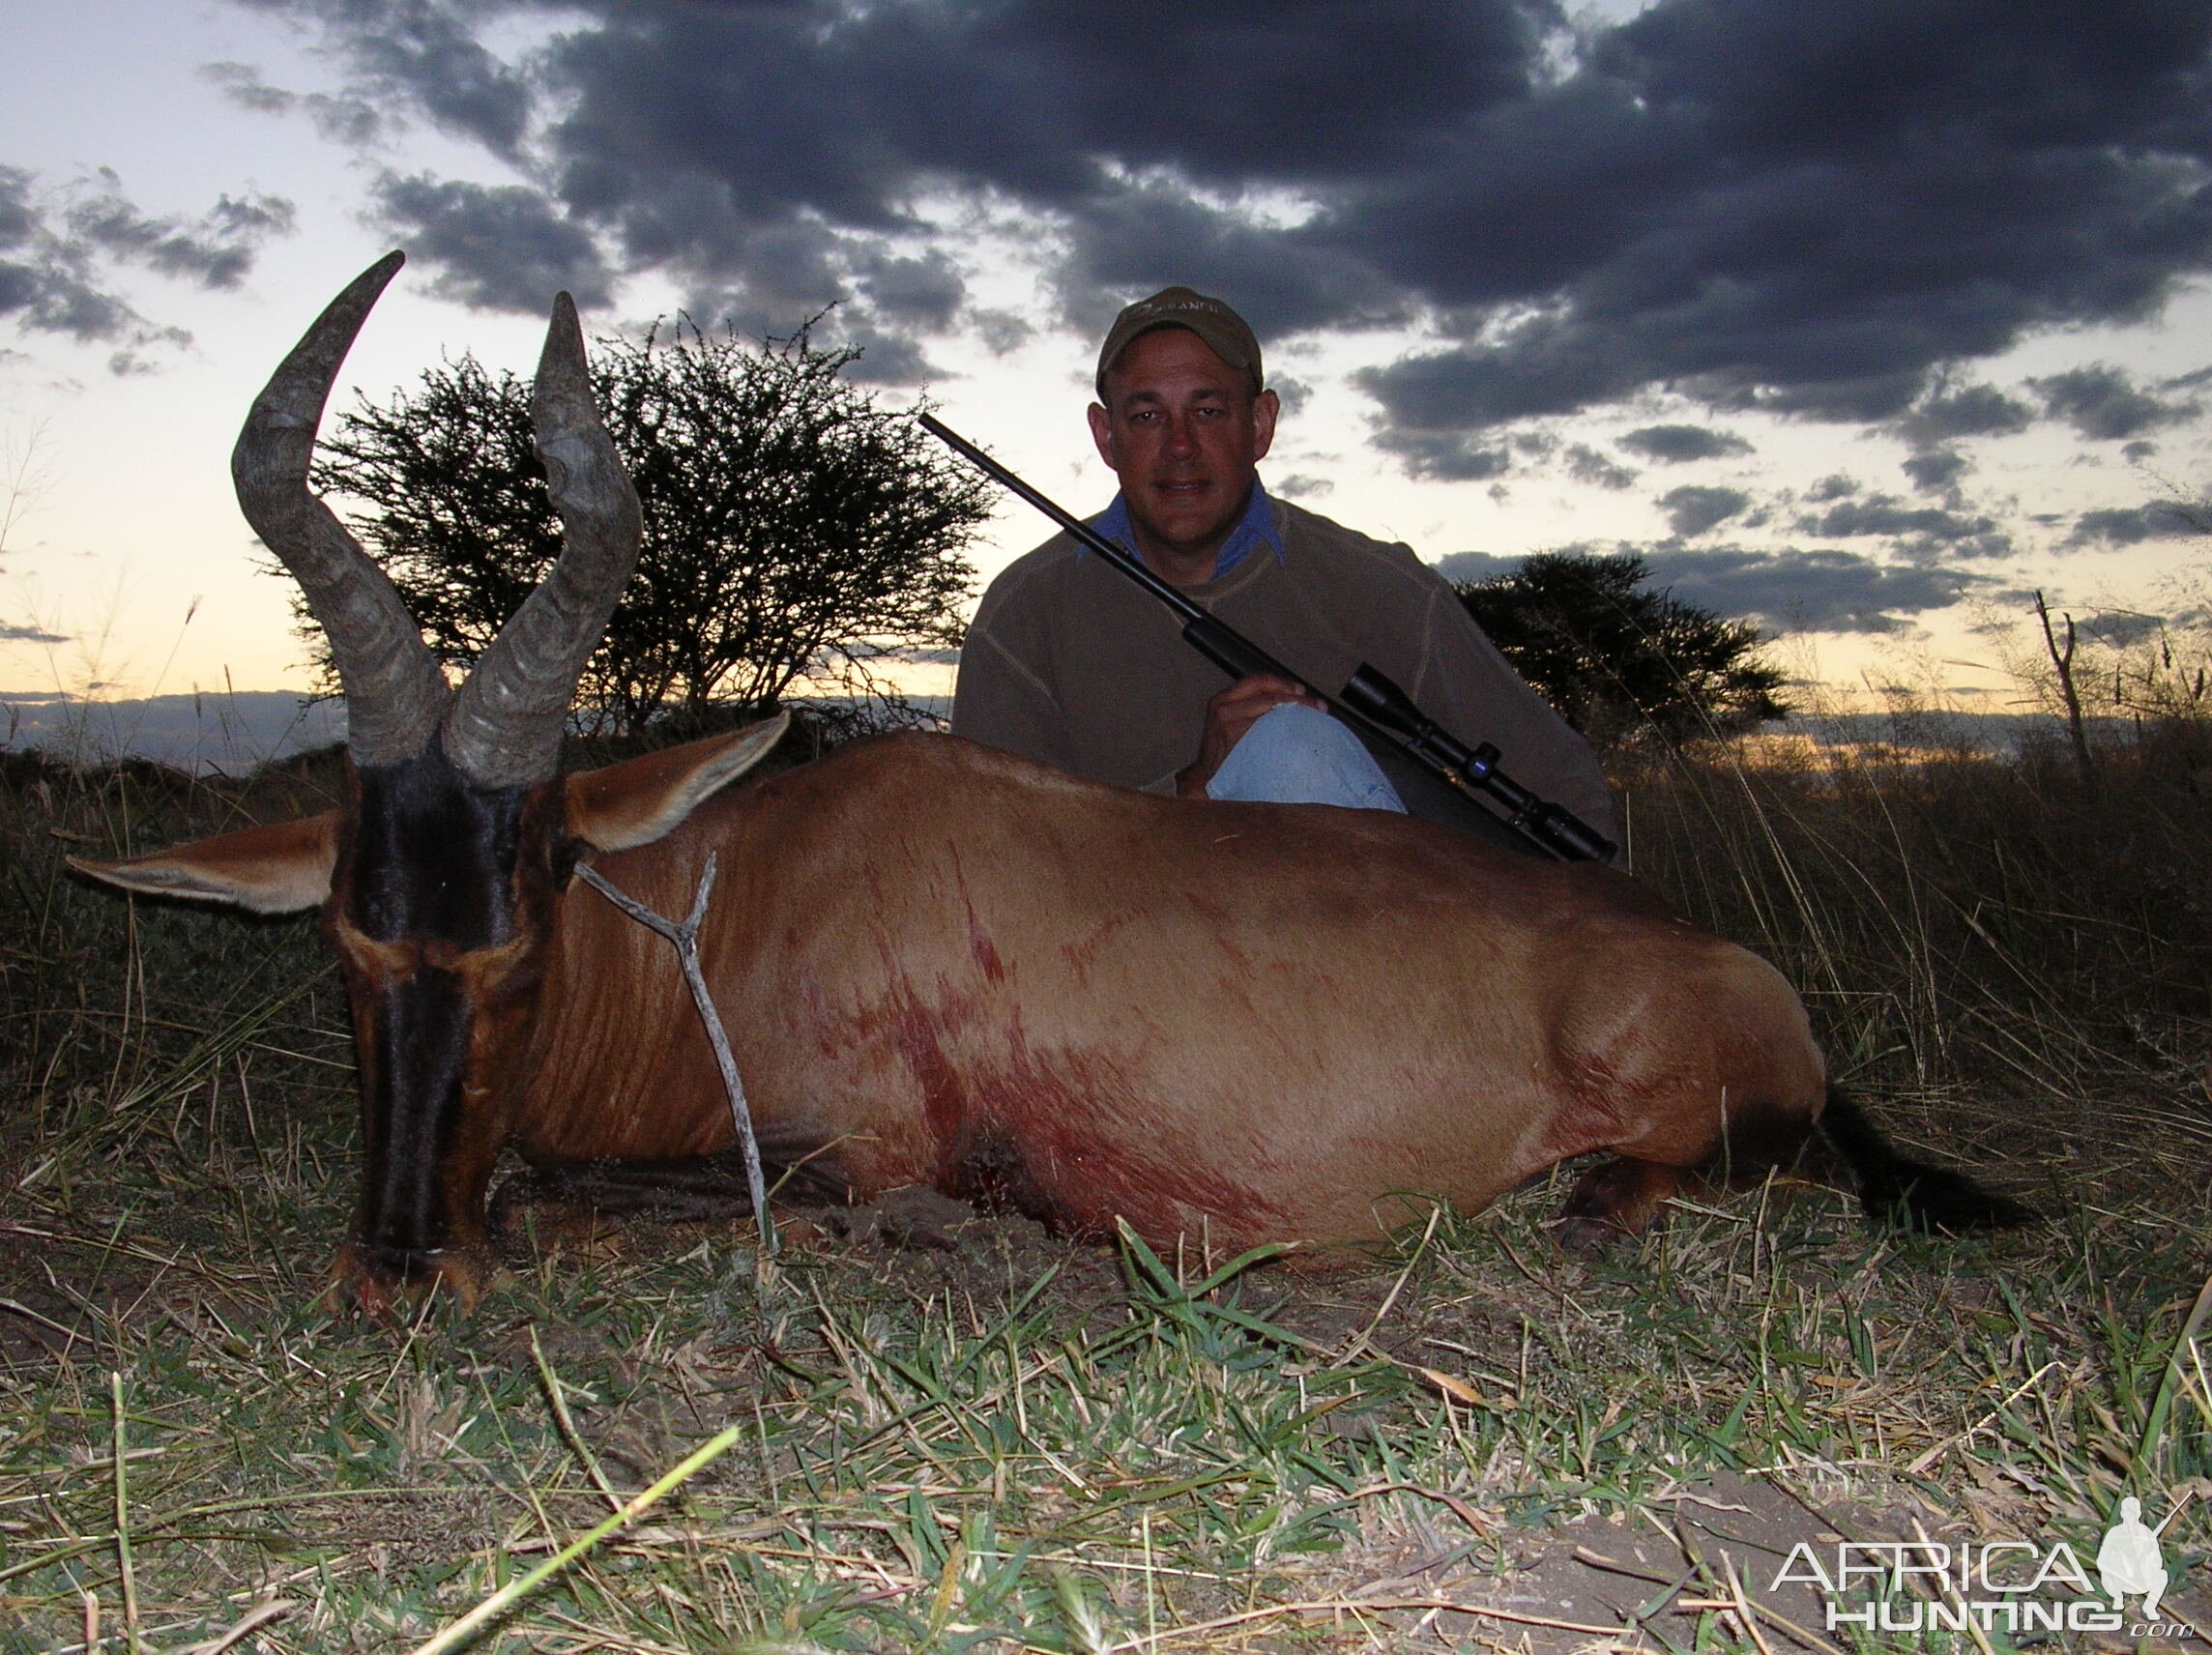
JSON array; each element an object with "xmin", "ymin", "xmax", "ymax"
[{"xmin": 4, "ymin": 0, "xmax": 2209, "ymax": 711}]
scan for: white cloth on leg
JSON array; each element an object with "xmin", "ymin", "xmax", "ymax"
[{"xmin": 1205, "ymin": 703, "xmax": 1407, "ymax": 812}]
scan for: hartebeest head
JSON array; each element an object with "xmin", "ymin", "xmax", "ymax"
[{"xmin": 73, "ymin": 255, "xmax": 788, "ymax": 1305}]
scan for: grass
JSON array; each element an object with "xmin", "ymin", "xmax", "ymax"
[
  {"xmin": 1, "ymin": 719, "xmax": 2209, "ymax": 1653},
  {"xmin": 1619, "ymin": 714, "xmax": 2211, "ymax": 1112}
]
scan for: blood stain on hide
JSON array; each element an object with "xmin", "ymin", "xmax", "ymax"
[
  {"xmin": 885, "ymin": 990, "xmax": 968, "ymax": 1152},
  {"xmin": 947, "ymin": 852, "xmax": 1007, "ymax": 984},
  {"xmin": 858, "ymin": 965, "xmax": 1285, "ymax": 1244},
  {"xmin": 965, "ymin": 907, "xmax": 1005, "ymax": 984},
  {"xmin": 1059, "ymin": 912, "xmax": 1131, "ymax": 986},
  {"xmin": 1181, "ymin": 890, "xmax": 1254, "ymax": 978},
  {"xmin": 960, "ymin": 1018, "xmax": 1288, "ymax": 1242}
]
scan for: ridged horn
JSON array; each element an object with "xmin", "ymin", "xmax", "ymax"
[
  {"xmin": 440, "ymin": 292, "xmax": 642, "ymax": 789},
  {"xmin": 233, "ymin": 251, "xmax": 450, "ymax": 768}
]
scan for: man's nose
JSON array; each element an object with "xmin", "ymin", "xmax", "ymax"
[{"xmin": 1163, "ymin": 414, "xmax": 1199, "ymax": 456}]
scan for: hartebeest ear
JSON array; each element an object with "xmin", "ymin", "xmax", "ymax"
[
  {"xmin": 69, "ymin": 812, "xmax": 340, "ymax": 915},
  {"xmin": 565, "ymin": 711, "xmax": 792, "ymax": 854}
]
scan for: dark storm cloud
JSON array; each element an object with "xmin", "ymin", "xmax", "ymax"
[
  {"xmin": 1565, "ymin": 444, "xmax": 1637, "ymax": 488},
  {"xmin": 1618, "ymin": 423, "xmax": 1753, "ymax": 463},
  {"xmin": 67, "ymin": 169, "xmax": 296, "ymax": 290},
  {"xmin": 1439, "ymin": 541, "xmax": 1982, "ymax": 631},
  {"xmin": 839, "ymin": 328, "xmax": 943, "ymax": 385},
  {"xmin": 0, "ymin": 162, "xmax": 292, "ymax": 361},
  {"xmin": 1270, "ymin": 376, "xmax": 1314, "ymax": 418},
  {"xmin": 858, "ymin": 252, "xmax": 965, "ymax": 331},
  {"xmin": 2070, "ymin": 502, "xmax": 2202, "ymax": 544},
  {"xmin": 0, "ymin": 174, "xmax": 33, "ymax": 248},
  {"xmin": 1800, "ymin": 497, "xmax": 1990, "ymax": 540},
  {"xmin": 238, "ymin": 0, "xmax": 2212, "ymax": 454},
  {"xmin": 1051, "ymin": 179, "xmax": 1405, "ymax": 339},
  {"xmin": 1900, "ymin": 448, "xmax": 1973, "ymax": 495},
  {"xmin": 1893, "ymin": 382, "xmax": 2036, "ymax": 445},
  {"xmin": 1432, "ymin": 550, "xmax": 1523, "ymax": 584},
  {"xmin": 971, "ymin": 308, "xmax": 1033, "ymax": 354},
  {"xmin": 1641, "ymin": 546, "xmax": 1984, "ymax": 633},
  {"xmin": 2077, "ymin": 610, "xmax": 2167, "ymax": 646},
  {"xmin": 232, "ymin": 0, "xmax": 532, "ymax": 157},
  {"xmin": 452, "ymin": 0, "xmax": 1522, "ymax": 335},
  {"xmin": 1794, "ymin": 492, "xmax": 2013, "ymax": 558},
  {"xmin": 373, "ymin": 173, "xmax": 613, "ymax": 309},
  {"xmin": 0, "ymin": 166, "xmax": 132, "ymax": 342},
  {"xmin": 201, "ymin": 61, "xmax": 386, "ymax": 147},
  {"xmin": 1376, "ymin": 429, "xmax": 1512, "ymax": 481},
  {"xmin": 1658, "ymin": 483, "xmax": 1749, "ymax": 537},
  {"xmin": 2031, "ymin": 363, "xmax": 2204, "ymax": 440},
  {"xmin": 1367, "ymin": 0, "xmax": 2212, "ymax": 435},
  {"xmin": 1357, "ymin": 320, "xmax": 1637, "ymax": 433}
]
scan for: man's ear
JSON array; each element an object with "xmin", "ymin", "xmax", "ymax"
[
  {"xmin": 71, "ymin": 813, "xmax": 339, "ymax": 914},
  {"xmin": 1087, "ymin": 400, "xmax": 1118, "ymax": 471},
  {"xmin": 1251, "ymin": 387, "xmax": 1280, "ymax": 462}
]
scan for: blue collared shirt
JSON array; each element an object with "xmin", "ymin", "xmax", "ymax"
[{"xmin": 1092, "ymin": 481, "xmax": 1286, "ymax": 583}]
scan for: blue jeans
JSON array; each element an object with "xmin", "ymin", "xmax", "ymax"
[{"xmin": 1205, "ymin": 703, "xmax": 1407, "ymax": 813}]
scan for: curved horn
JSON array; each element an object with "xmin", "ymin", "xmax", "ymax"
[
  {"xmin": 441, "ymin": 292, "xmax": 642, "ymax": 789},
  {"xmin": 233, "ymin": 251, "xmax": 450, "ymax": 768}
]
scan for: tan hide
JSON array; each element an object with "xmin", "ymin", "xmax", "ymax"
[{"xmin": 518, "ymin": 732, "xmax": 1826, "ymax": 1258}]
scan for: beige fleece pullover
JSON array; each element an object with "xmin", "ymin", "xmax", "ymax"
[{"xmin": 951, "ymin": 495, "xmax": 1617, "ymax": 840}]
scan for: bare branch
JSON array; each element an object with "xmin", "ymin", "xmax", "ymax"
[
  {"xmin": 573, "ymin": 855, "xmax": 775, "ymax": 1254},
  {"xmin": 2035, "ymin": 590, "xmax": 2095, "ymax": 780}
]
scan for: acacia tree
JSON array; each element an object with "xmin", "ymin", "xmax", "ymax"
[
  {"xmin": 1458, "ymin": 551, "xmax": 1791, "ymax": 748},
  {"xmin": 306, "ymin": 321, "xmax": 988, "ymax": 735}
]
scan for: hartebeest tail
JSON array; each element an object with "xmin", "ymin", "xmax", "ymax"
[
  {"xmin": 1817, "ymin": 1089, "xmax": 2032, "ymax": 1234},
  {"xmin": 72, "ymin": 255, "xmax": 2029, "ymax": 1315}
]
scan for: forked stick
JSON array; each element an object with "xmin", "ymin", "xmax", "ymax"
[{"xmin": 574, "ymin": 854, "xmax": 776, "ymax": 1254}]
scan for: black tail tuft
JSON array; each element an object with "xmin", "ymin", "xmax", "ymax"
[{"xmin": 1817, "ymin": 1088, "xmax": 2033, "ymax": 1234}]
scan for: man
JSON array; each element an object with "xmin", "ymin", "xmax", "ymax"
[{"xmin": 952, "ymin": 285, "xmax": 1615, "ymax": 842}]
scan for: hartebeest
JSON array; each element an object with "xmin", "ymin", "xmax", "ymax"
[{"xmin": 75, "ymin": 256, "xmax": 2023, "ymax": 1307}]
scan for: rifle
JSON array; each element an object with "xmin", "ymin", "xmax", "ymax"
[{"xmin": 918, "ymin": 414, "xmax": 1617, "ymax": 864}]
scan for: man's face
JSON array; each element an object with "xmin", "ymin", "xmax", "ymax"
[{"xmin": 1089, "ymin": 328, "xmax": 1279, "ymax": 573}]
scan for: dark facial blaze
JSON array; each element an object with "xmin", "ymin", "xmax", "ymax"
[{"xmin": 327, "ymin": 743, "xmax": 575, "ymax": 1302}]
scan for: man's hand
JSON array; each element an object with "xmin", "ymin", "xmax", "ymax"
[{"xmin": 1175, "ymin": 673, "xmax": 1326, "ymax": 798}]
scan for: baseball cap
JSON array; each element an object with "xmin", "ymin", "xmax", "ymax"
[{"xmin": 1094, "ymin": 286, "xmax": 1264, "ymax": 399}]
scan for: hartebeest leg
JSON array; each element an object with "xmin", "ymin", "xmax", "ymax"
[
  {"xmin": 1552, "ymin": 1077, "xmax": 1832, "ymax": 1253},
  {"xmin": 1553, "ymin": 1155, "xmax": 1688, "ymax": 1252}
]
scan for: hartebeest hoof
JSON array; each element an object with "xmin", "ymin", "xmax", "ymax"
[
  {"xmin": 325, "ymin": 1243, "xmax": 497, "ymax": 1319},
  {"xmin": 1552, "ymin": 1155, "xmax": 1689, "ymax": 1254}
]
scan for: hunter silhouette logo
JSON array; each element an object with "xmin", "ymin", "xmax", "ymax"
[{"xmin": 2098, "ymin": 1495, "xmax": 2180, "ymax": 1618}]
